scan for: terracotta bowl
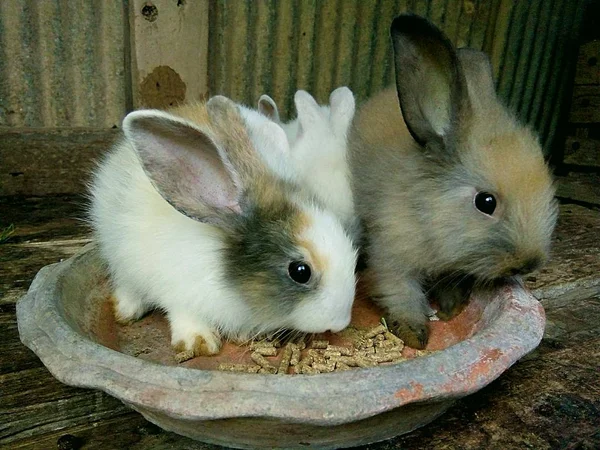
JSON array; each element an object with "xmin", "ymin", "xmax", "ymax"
[{"xmin": 17, "ymin": 245, "xmax": 545, "ymax": 449}]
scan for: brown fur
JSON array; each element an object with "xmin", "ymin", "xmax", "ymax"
[
  {"xmin": 298, "ymin": 220, "xmax": 328, "ymax": 277},
  {"xmin": 172, "ymin": 98, "xmax": 268, "ymax": 183},
  {"xmin": 349, "ymin": 15, "xmax": 557, "ymax": 348}
]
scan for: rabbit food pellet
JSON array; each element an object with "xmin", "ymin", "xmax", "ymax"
[
  {"xmin": 213, "ymin": 323, "xmax": 429, "ymax": 375},
  {"xmin": 219, "ymin": 363, "xmax": 261, "ymax": 373},
  {"xmin": 254, "ymin": 346, "xmax": 277, "ymax": 356},
  {"xmin": 175, "ymin": 349, "xmax": 195, "ymax": 363},
  {"xmin": 310, "ymin": 340, "xmax": 329, "ymax": 349},
  {"xmin": 277, "ymin": 344, "xmax": 293, "ymax": 375},
  {"xmin": 289, "ymin": 345, "xmax": 301, "ymax": 366},
  {"xmin": 364, "ymin": 324, "xmax": 387, "ymax": 338},
  {"xmin": 250, "ymin": 352, "xmax": 277, "ymax": 371}
]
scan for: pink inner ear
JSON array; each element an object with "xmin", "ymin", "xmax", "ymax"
[
  {"xmin": 258, "ymin": 96, "xmax": 279, "ymax": 121},
  {"xmin": 174, "ymin": 145, "xmax": 240, "ymax": 211},
  {"xmin": 125, "ymin": 113, "xmax": 241, "ymax": 218}
]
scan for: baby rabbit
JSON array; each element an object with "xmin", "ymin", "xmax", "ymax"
[
  {"xmin": 349, "ymin": 14, "xmax": 557, "ymax": 348},
  {"xmin": 89, "ymin": 96, "xmax": 357, "ymax": 357},
  {"xmin": 256, "ymin": 88, "xmax": 357, "ymax": 235}
]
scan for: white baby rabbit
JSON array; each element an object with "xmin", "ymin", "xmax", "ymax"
[
  {"xmin": 89, "ymin": 96, "xmax": 357, "ymax": 357},
  {"xmin": 256, "ymin": 88, "xmax": 357, "ymax": 235},
  {"xmin": 349, "ymin": 14, "xmax": 557, "ymax": 348}
]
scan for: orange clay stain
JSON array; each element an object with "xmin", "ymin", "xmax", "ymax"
[
  {"xmin": 394, "ymin": 381, "xmax": 425, "ymax": 402},
  {"xmin": 442, "ymin": 347, "xmax": 505, "ymax": 392},
  {"xmin": 472, "ymin": 348, "xmax": 504, "ymax": 385},
  {"xmin": 97, "ymin": 276, "xmax": 487, "ymax": 371},
  {"xmin": 93, "ymin": 295, "xmax": 120, "ymax": 351}
]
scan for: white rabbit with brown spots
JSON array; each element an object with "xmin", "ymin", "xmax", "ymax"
[{"xmin": 89, "ymin": 96, "xmax": 357, "ymax": 357}]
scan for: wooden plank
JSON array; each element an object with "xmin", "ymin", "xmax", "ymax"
[
  {"xmin": 564, "ymin": 136, "xmax": 600, "ymax": 167},
  {"xmin": 0, "ymin": 237, "xmax": 91, "ymax": 305},
  {"xmin": 1, "ymin": 368, "xmax": 110, "ymax": 410},
  {"xmin": 574, "ymin": 40, "xmax": 600, "ymax": 85},
  {"xmin": 0, "ymin": 305, "xmax": 45, "ymax": 375},
  {"xmin": 555, "ymin": 172, "xmax": 600, "ymax": 206},
  {"xmin": 0, "ymin": 195, "xmax": 91, "ymax": 305},
  {"xmin": 129, "ymin": 0, "xmax": 209, "ymax": 109},
  {"xmin": 569, "ymin": 85, "xmax": 600, "ymax": 123},
  {"xmin": 0, "ymin": 129, "xmax": 118, "ymax": 196},
  {"xmin": 526, "ymin": 203, "xmax": 600, "ymax": 294},
  {"xmin": 0, "ymin": 304, "xmax": 132, "ymax": 447},
  {"xmin": 4, "ymin": 414, "xmax": 203, "ymax": 450}
]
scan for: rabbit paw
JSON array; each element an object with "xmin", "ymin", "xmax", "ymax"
[
  {"xmin": 436, "ymin": 298, "xmax": 468, "ymax": 321},
  {"xmin": 387, "ymin": 314, "xmax": 430, "ymax": 349},
  {"xmin": 429, "ymin": 275, "xmax": 474, "ymax": 321},
  {"xmin": 112, "ymin": 286, "xmax": 146, "ymax": 324},
  {"xmin": 171, "ymin": 322, "xmax": 221, "ymax": 357}
]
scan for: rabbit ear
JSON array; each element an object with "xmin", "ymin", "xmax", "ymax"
[
  {"xmin": 456, "ymin": 48, "xmax": 496, "ymax": 108},
  {"xmin": 390, "ymin": 14, "xmax": 470, "ymax": 154},
  {"xmin": 123, "ymin": 109, "xmax": 242, "ymax": 222},
  {"xmin": 294, "ymin": 90, "xmax": 322, "ymax": 136},
  {"xmin": 329, "ymin": 86, "xmax": 355, "ymax": 136},
  {"xmin": 249, "ymin": 119, "xmax": 291, "ymax": 156},
  {"xmin": 205, "ymin": 95, "xmax": 271, "ymax": 182},
  {"xmin": 258, "ymin": 94, "xmax": 281, "ymax": 123}
]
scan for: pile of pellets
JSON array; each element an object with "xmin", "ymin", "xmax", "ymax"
[{"xmin": 217, "ymin": 323, "xmax": 414, "ymax": 375}]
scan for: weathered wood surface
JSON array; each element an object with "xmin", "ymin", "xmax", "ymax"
[
  {"xmin": 129, "ymin": 0, "xmax": 209, "ymax": 109},
  {"xmin": 564, "ymin": 136, "xmax": 600, "ymax": 168},
  {"xmin": 574, "ymin": 40, "xmax": 600, "ymax": 86},
  {"xmin": 555, "ymin": 172, "xmax": 600, "ymax": 207},
  {"xmin": 0, "ymin": 129, "xmax": 118, "ymax": 197},
  {"xmin": 569, "ymin": 85, "xmax": 600, "ymax": 124},
  {"xmin": 1, "ymin": 195, "xmax": 599, "ymax": 449}
]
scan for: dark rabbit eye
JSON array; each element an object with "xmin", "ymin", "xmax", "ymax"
[
  {"xmin": 474, "ymin": 192, "xmax": 497, "ymax": 216},
  {"xmin": 288, "ymin": 261, "xmax": 312, "ymax": 284}
]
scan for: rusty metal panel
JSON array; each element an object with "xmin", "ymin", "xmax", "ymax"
[
  {"xmin": 0, "ymin": 0, "xmax": 128, "ymax": 128},
  {"xmin": 491, "ymin": 0, "xmax": 586, "ymax": 151},
  {"xmin": 0, "ymin": 0, "xmax": 584, "ymax": 153},
  {"xmin": 208, "ymin": 0, "xmax": 584, "ymax": 154}
]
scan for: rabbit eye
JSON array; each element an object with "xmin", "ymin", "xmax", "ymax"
[
  {"xmin": 474, "ymin": 192, "xmax": 497, "ymax": 216},
  {"xmin": 288, "ymin": 261, "xmax": 312, "ymax": 284}
]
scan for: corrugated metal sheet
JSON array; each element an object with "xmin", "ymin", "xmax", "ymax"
[
  {"xmin": 0, "ymin": 0, "xmax": 128, "ymax": 128},
  {"xmin": 0, "ymin": 0, "xmax": 585, "ymax": 154},
  {"xmin": 208, "ymin": 0, "xmax": 585, "ymax": 153}
]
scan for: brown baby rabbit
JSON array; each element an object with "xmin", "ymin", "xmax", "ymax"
[{"xmin": 349, "ymin": 14, "xmax": 557, "ymax": 348}]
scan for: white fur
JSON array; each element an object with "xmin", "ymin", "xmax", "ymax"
[
  {"xmin": 90, "ymin": 140, "xmax": 241, "ymax": 354},
  {"xmin": 287, "ymin": 201, "xmax": 357, "ymax": 333},
  {"xmin": 253, "ymin": 88, "xmax": 357, "ymax": 235},
  {"xmin": 238, "ymin": 104, "xmax": 298, "ymax": 181},
  {"xmin": 90, "ymin": 103, "xmax": 357, "ymax": 355}
]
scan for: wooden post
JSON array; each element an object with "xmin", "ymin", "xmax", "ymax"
[{"xmin": 129, "ymin": 0, "xmax": 209, "ymax": 110}]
